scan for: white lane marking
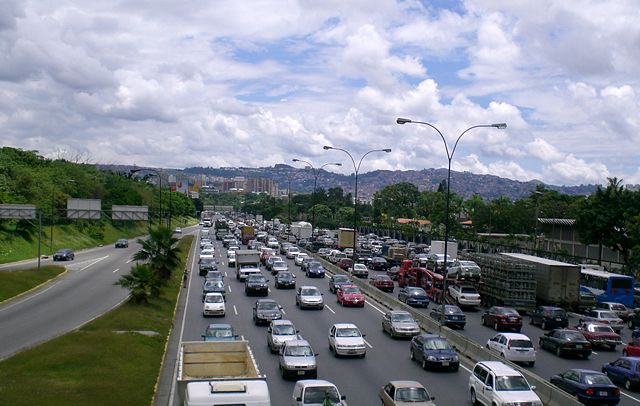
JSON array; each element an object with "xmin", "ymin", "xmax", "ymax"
[
  {"xmin": 224, "ymin": 271, "xmax": 228, "ymax": 277},
  {"xmin": 78, "ymin": 256, "xmax": 109, "ymax": 272},
  {"xmin": 228, "ymin": 285, "xmax": 232, "ymax": 293},
  {"xmin": 325, "ymin": 305, "xmax": 336, "ymax": 314},
  {"xmin": 240, "ymin": 335, "xmax": 245, "ymax": 340},
  {"xmin": 364, "ymin": 339, "xmax": 373, "ymax": 349},
  {"xmin": 233, "ymin": 305, "xmax": 238, "ymax": 315},
  {"xmin": 126, "ymin": 258, "xmax": 134, "ymax": 263},
  {"xmin": 459, "ymin": 364, "xmax": 472, "ymax": 373},
  {"xmin": 621, "ymin": 391, "xmax": 640, "ymax": 403},
  {"xmin": 282, "ymin": 309, "xmax": 286, "ymax": 315},
  {"xmin": 112, "ymin": 268, "xmax": 120, "ymax": 273},
  {"xmin": 366, "ymin": 300, "xmax": 386, "ymax": 315},
  {"xmin": 592, "ymin": 351, "xmax": 598, "ymax": 355}
]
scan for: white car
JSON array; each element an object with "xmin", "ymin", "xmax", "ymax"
[
  {"xmin": 294, "ymin": 253, "xmax": 309, "ymax": 266},
  {"xmin": 267, "ymin": 319, "xmax": 300, "ymax": 353},
  {"xmin": 328, "ymin": 323, "xmax": 366, "ymax": 358},
  {"xmin": 202, "ymin": 292, "xmax": 226, "ymax": 317},
  {"xmin": 350, "ymin": 263, "xmax": 369, "ymax": 278},
  {"xmin": 227, "ymin": 252, "xmax": 236, "ymax": 268},
  {"xmin": 295, "ymin": 286, "xmax": 324, "ymax": 309},
  {"xmin": 448, "ymin": 284, "xmax": 481, "ymax": 307},
  {"xmin": 469, "ymin": 361, "xmax": 541, "ymax": 406},
  {"xmin": 292, "ymin": 379, "xmax": 346, "ymax": 406},
  {"xmin": 486, "ymin": 333, "xmax": 536, "ymax": 366},
  {"xmin": 227, "ymin": 245, "xmax": 240, "ymax": 256},
  {"xmin": 286, "ymin": 247, "xmax": 300, "ymax": 259}
]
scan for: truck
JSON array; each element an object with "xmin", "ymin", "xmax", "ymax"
[
  {"xmin": 290, "ymin": 221, "xmax": 313, "ymax": 241},
  {"xmin": 241, "ymin": 226, "xmax": 256, "ymax": 245},
  {"xmin": 177, "ymin": 340, "xmax": 270, "ymax": 406},
  {"xmin": 337, "ymin": 228, "xmax": 355, "ymax": 249},
  {"xmin": 430, "ymin": 240, "xmax": 458, "ymax": 259},
  {"xmin": 214, "ymin": 220, "xmax": 229, "ymax": 241},
  {"xmin": 235, "ymin": 249, "xmax": 261, "ymax": 281},
  {"xmin": 382, "ymin": 245, "xmax": 408, "ymax": 266}
]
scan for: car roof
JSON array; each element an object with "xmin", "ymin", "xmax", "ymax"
[
  {"xmin": 299, "ymin": 285, "xmax": 319, "ymax": 289},
  {"xmin": 416, "ymin": 333, "xmax": 444, "ymax": 340},
  {"xmin": 283, "ymin": 339, "xmax": 311, "ymax": 347},
  {"xmin": 496, "ymin": 333, "xmax": 531, "ymax": 340},
  {"xmin": 332, "ymin": 322, "xmax": 358, "ymax": 329},
  {"xmin": 207, "ymin": 323, "xmax": 232, "ymax": 329},
  {"xmin": 270, "ymin": 319, "xmax": 293, "ymax": 326},
  {"xmin": 570, "ymin": 368, "xmax": 605, "ymax": 375},
  {"xmin": 477, "ymin": 361, "xmax": 521, "ymax": 375},
  {"xmin": 387, "ymin": 380, "xmax": 425, "ymax": 389},
  {"xmin": 256, "ymin": 299, "xmax": 278, "ymax": 304},
  {"xmin": 297, "ymin": 379, "xmax": 337, "ymax": 388}
]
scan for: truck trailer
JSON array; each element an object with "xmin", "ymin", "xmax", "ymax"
[
  {"xmin": 337, "ymin": 228, "xmax": 355, "ymax": 249},
  {"xmin": 235, "ymin": 250, "xmax": 261, "ymax": 281}
]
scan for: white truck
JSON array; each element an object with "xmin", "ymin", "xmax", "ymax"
[
  {"xmin": 235, "ymin": 249, "xmax": 262, "ymax": 281},
  {"xmin": 178, "ymin": 340, "xmax": 270, "ymax": 406},
  {"xmin": 430, "ymin": 240, "xmax": 458, "ymax": 259},
  {"xmin": 290, "ymin": 221, "xmax": 313, "ymax": 240}
]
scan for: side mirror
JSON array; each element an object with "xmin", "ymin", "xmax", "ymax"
[
  {"xmin": 296, "ymin": 397, "xmax": 302, "ymax": 402},
  {"xmin": 341, "ymin": 395, "xmax": 347, "ymax": 400},
  {"xmin": 484, "ymin": 385, "xmax": 493, "ymax": 391},
  {"xmin": 201, "ymin": 335, "xmax": 206, "ymax": 338},
  {"xmin": 531, "ymin": 386, "xmax": 536, "ymax": 390},
  {"xmin": 267, "ymin": 328, "xmax": 272, "ymax": 333},
  {"xmin": 362, "ymin": 334, "xmax": 366, "ymax": 338}
]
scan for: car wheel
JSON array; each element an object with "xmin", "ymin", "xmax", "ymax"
[
  {"xmin": 494, "ymin": 322, "xmax": 499, "ymax": 331},
  {"xmin": 481, "ymin": 316, "xmax": 485, "ymax": 326},
  {"xmin": 541, "ymin": 320, "xmax": 547, "ymax": 330},
  {"xmin": 629, "ymin": 320, "xmax": 634, "ymax": 328},
  {"xmin": 556, "ymin": 347, "xmax": 563, "ymax": 357},
  {"xmin": 410, "ymin": 349, "xmax": 415, "ymax": 360},
  {"xmin": 529, "ymin": 361, "xmax": 535, "ymax": 367},
  {"xmin": 470, "ymin": 388, "xmax": 478, "ymax": 406},
  {"xmin": 626, "ymin": 379, "xmax": 633, "ymax": 390},
  {"xmin": 421, "ymin": 358, "xmax": 427, "ymax": 370}
]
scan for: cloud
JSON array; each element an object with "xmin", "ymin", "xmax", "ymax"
[
  {"xmin": 526, "ymin": 138, "xmax": 563, "ymax": 162},
  {"xmin": 543, "ymin": 154, "xmax": 610, "ymax": 185}
]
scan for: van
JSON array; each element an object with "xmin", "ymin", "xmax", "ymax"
[
  {"xmin": 184, "ymin": 380, "xmax": 270, "ymax": 406},
  {"xmin": 292, "ymin": 380, "xmax": 347, "ymax": 406},
  {"xmin": 468, "ymin": 361, "xmax": 542, "ymax": 406}
]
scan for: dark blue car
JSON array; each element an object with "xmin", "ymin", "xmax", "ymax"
[
  {"xmin": 602, "ymin": 356, "xmax": 640, "ymax": 391},
  {"xmin": 306, "ymin": 263, "xmax": 325, "ymax": 278},
  {"xmin": 398, "ymin": 287, "xmax": 429, "ymax": 307},
  {"xmin": 409, "ymin": 333, "xmax": 459, "ymax": 371},
  {"xmin": 551, "ymin": 369, "xmax": 620, "ymax": 405}
]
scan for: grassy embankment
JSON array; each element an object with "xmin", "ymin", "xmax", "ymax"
[
  {"xmin": 0, "ymin": 235, "xmax": 193, "ymax": 405},
  {"xmin": 0, "ymin": 265, "xmax": 66, "ymax": 302}
]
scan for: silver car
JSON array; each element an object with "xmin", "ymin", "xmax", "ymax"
[
  {"xmin": 279, "ymin": 339, "xmax": 317, "ymax": 379},
  {"xmin": 295, "ymin": 286, "xmax": 324, "ymax": 310},
  {"xmin": 267, "ymin": 320, "xmax": 300, "ymax": 353},
  {"xmin": 382, "ymin": 310, "xmax": 421, "ymax": 338},
  {"xmin": 271, "ymin": 260, "xmax": 289, "ymax": 275}
]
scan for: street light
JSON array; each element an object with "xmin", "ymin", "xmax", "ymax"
[
  {"xmin": 50, "ymin": 179, "xmax": 76, "ymax": 253},
  {"xmin": 323, "ymin": 146, "xmax": 391, "ymax": 263},
  {"xmin": 396, "ymin": 117, "xmax": 506, "ymax": 327},
  {"xmin": 291, "ymin": 159, "xmax": 342, "ymax": 237},
  {"xmin": 130, "ymin": 168, "xmax": 162, "ymax": 225}
]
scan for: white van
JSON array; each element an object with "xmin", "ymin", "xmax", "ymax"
[
  {"xmin": 292, "ymin": 379, "xmax": 347, "ymax": 406},
  {"xmin": 184, "ymin": 380, "xmax": 270, "ymax": 406},
  {"xmin": 468, "ymin": 361, "xmax": 541, "ymax": 406}
]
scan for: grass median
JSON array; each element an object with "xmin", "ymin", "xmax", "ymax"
[
  {"xmin": 0, "ymin": 235, "xmax": 194, "ymax": 405},
  {"xmin": 0, "ymin": 265, "xmax": 66, "ymax": 302}
]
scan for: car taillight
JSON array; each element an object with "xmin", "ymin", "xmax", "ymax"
[
  {"xmin": 613, "ymin": 388, "xmax": 620, "ymax": 396},
  {"xmin": 586, "ymin": 388, "xmax": 594, "ymax": 396}
]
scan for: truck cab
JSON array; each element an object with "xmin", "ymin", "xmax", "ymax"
[
  {"xmin": 292, "ymin": 380, "xmax": 347, "ymax": 406},
  {"xmin": 184, "ymin": 380, "xmax": 270, "ymax": 406}
]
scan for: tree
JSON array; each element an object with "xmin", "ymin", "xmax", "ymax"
[
  {"xmin": 372, "ymin": 182, "xmax": 419, "ymax": 221},
  {"xmin": 335, "ymin": 207, "xmax": 354, "ymax": 227},
  {"xmin": 115, "ymin": 264, "xmax": 161, "ymax": 304},
  {"xmin": 132, "ymin": 226, "xmax": 181, "ymax": 280}
]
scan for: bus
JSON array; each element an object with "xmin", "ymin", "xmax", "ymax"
[{"xmin": 580, "ymin": 266, "xmax": 635, "ymax": 308}]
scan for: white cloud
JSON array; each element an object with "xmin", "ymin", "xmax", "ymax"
[
  {"xmin": 526, "ymin": 138, "xmax": 563, "ymax": 162},
  {"xmin": 543, "ymin": 155, "xmax": 610, "ymax": 185}
]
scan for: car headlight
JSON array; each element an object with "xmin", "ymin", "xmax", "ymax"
[
  {"xmin": 452, "ymin": 355, "xmax": 459, "ymax": 361},
  {"xmin": 427, "ymin": 356, "xmax": 437, "ymax": 361}
]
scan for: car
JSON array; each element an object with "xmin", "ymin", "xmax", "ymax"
[
  {"xmin": 336, "ymin": 258, "xmax": 353, "ymax": 271},
  {"xmin": 280, "ymin": 242, "xmax": 293, "ymax": 255},
  {"xmin": 202, "ymin": 292, "xmax": 226, "ymax": 317},
  {"xmin": 382, "ymin": 310, "xmax": 420, "ymax": 338},
  {"xmin": 286, "ymin": 246, "xmax": 300, "ymax": 259},
  {"xmin": 397, "ymin": 287, "xmax": 429, "ymax": 307},
  {"xmin": 349, "ymin": 263, "xmax": 369, "ymax": 278},
  {"xmin": 294, "ymin": 252, "xmax": 309, "ymax": 266},
  {"xmin": 623, "ymin": 335, "xmax": 640, "ymax": 356},
  {"xmin": 299, "ymin": 257, "xmax": 315, "ymax": 272},
  {"xmin": 370, "ymin": 257, "xmax": 390, "ymax": 271},
  {"xmin": 329, "ymin": 274, "xmax": 352, "ymax": 293},
  {"xmin": 597, "ymin": 302, "xmax": 632, "ymax": 322},
  {"xmin": 481, "ymin": 306, "xmax": 523, "ymax": 332},
  {"xmin": 227, "ymin": 252, "xmax": 236, "ymax": 267},
  {"xmin": 574, "ymin": 322, "xmax": 622, "ymax": 350},
  {"xmin": 429, "ymin": 304, "xmax": 466, "ymax": 329},
  {"xmin": 579, "ymin": 286, "xmax": 598, "ymax": 312},
  {"xmin": 468, "ymin": 361, "xmax": 542, "ymax": 406},
  {"xmin": 174, "ymin": 227, "xmax": 182, "ymax": 234},
  {"xmin": 580, "ymin": 309, "xmax": 625, "ymax": 333},
  {"xmin": 551, "ymin": 369, "xmax": 620, "ymax": 405},
  {"xmin": 602, "ymin": 357, "xmax": 640, "ymax": 391},
  {"xmin": 204, "ymin": 270, "xmax": 224, "ymax": 282},
  {"xmin": 336, "ymin": 284, "xmax": 365, "ymax": 307},
  {"xmin": 245, "ymin": 273, "xmax": 269, "ymax": 296},
  {"xmin": 114, "ymin": 238, "xmax": 128, "ymax": 248},
  {"xmin": 227, "ymin": 245, "xmax": 240, "ymax": 256},
  {"xmin": 410, "ymin": 333, "xmax": 459, "ymax": 371},
  {"xmin": 202, "ymin": 279, "xmax": 225, "ymax": 300},
  {"xmin": 253, "ymin": 299, "xmax": 283, "ymax": 326},
  {"xmin": 295, "ymin": 286, "xmax": 324, "ymax": 309},
  {"xmin": 448, "ymin": 284, "xmax": 481, "ymax": 308},
  {"xmin": 278, "ymin": 339, "xmax": 318, "ymax": 380},
  {"xmin": 53, "ymin": 248, "xmax": 75, "ymax": 261},
  {"xmin": 265, "ymin": 255, "xmax": 283, "ymax": 271},
  {"xmin": 379, "ymin": 380, "xmax": 436, "ymax": 406},
  {"xmin": 271, "ymin": 260, "xmax": 289, "ymax": 275},
  {"xmin": 305, "ymin": 262, "xmax": 326, "ymax": 278},
  {"xmin": 369, "ymin": 274, "xmax": 394, "ymax": 292},
  {"xmin": 529, "ymin": 306, "xmax": 569, "ymax": 329},
  {"xmin": 202, "ymin": 323, "xmax": 237, "ymax": 341},
  {"xmin": 387, "ymin": 265, "xmax": 400, "ymax": 280},
  {"xmin": 275, "ymin": 271, "xmax": 296, "ymax": 289},
  {"xmin": 200, "ymin": 238, "xmax": 212, "ymax": 249},
  {"xmin": 328, "ymin": 323, "xmax": 366, "ymax": 358},
  {"xmin": 539, "ymin": 329, "xmax": 592, "ymax": 358},
  {"xmin": 291, "ymin": 379, "xmax": 347, "ymax": 406},
  {"xmin": 447, "ymin": 260, "xmax": 481, "ymax": 281},
  {"xmin": 267, "ymin": 319, "xmax": 300, "ymax": 353},
  {"xmin": 199, "ymin": 259, "xmax": 218, "ymax": 276},
  {"xmin": 486, "ymin": 332, "xmax": 536, "ymax": 366}
]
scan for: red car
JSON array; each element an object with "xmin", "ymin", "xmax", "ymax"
[
  {"xmin": 336, "ymin": 258, "xmax": 353, "ymax": 271},
  {"xmin": 481, "ymin": 306, "xmax": 523, "ymax": 332},
  {"xmin": 369, "ymin": 275, "xmax": 394, "ymax": 293},
  {"xmin": 623, "ymin": 342, "xmax": 640, "ymax": 357},
  {"xmin": 574, "ymin": 322, "xmax": 623, "ymax": 350},
  {"xmin": 336, "ymin": 284, "xmax": 365, "ymax": 307}
]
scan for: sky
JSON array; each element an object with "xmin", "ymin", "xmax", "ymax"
[{"xmin": 1, "ymin": 0, "xmax": 639, "ymax": 186}]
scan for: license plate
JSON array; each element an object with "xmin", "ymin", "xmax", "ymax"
[
  {"xmin": 442, "ymin": 361, "xmax": 449, "ymax": 366},
  {"xmin": 348, "ymin": 350, "xmax": 356, "ymax": 354},
  {"xmin": 576, "ymin": 345, "xmax": 582, "ymax": 349},
  {"xmin": 555, "ymin": 318, "xmax": 562, "ymax": 321},
  {"xmin": 297, "ymin": 371, "xmax": 305, "ymax": 375},
  {"xmin": 599, "ymin": 391, "xmax": 608, "ymax": 396}
]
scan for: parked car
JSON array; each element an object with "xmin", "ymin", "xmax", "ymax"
[
  {"xmin": 295, "ymin": 286, "xmax": 324, "ymax": 310},
  {"xmin": 336, "ymin": 285, "xmax": 365, "ymax": 307},
  {"xmin": 291, "ymin": 379, "xmax": 347, "ymax": 406},
  {"xmin": 350, "ymin": 263, "xmax": 369, "ymax": 278},
  {"xmin": 429, "ymin": 304, "xmax": 466, "ymax": 329},
  {"xmin": 202, "ymin": 323, "xmax": 236, "ymax": 341},
  {"xmin": 486, "ymin": 333, "xmax": 536, "ymax": 366},
  {"xmin": 244, "ymin": 273, "xmax": 269, "ymax": 296},
  {"xmin": 602, "ymin": 357, "xmax": 640, "ymax": 391},
  {"xmin": 329, "ymin": 274, "xmax": 352, "ymax": 293},
  {"xmin": 369, "ymin": 274, "xmax": 394, "ymax": 292},
  {"xmin": 381, "ymin": 310, "xmax": 420, "ymax": 338},
  {"xmin": 574, "ymin": 322, "xmax": 622, "ymax": 350},
  {"xmin": 202, "ymin": 292, "xmax": 226, "ymax": 317},
  {"xmin": 114, "ymin": 238, "xmax": 128, "ymax": 248},
  {"xmin": 529, "ymin": 306, "xmax": 569, "ymax": 329},
  {"xmin": 397, "ymin": 287, "xmax": 429, "ymax": 308},
  {"xmin": 253, "ymin": 299, "xmax": 283, "ymax": 326},
  {"xmin": 448, "ymin": 284, "xmax": 481, "ymax": 308},
  {"xmin": 410, "ymin": 333, "xmax": 459, "ymax": 371},
  {"xmin": 275, "ymin": 271, "xmax": 296, "ymax": 289},
  {"xmin": 306, "ymin": 262, "xmax": 326, "ymax": 278},
  {"xmin": 379, "ymin": 380, "xmax": 436, "ymax": 406},
  {"xmin": 580, "ymin": 309, "xmax": 625, "ymax": 333},
  {"xmin": 481, "ymin": 306, "xmax": 523, "ymax": 332},
  {"xmin": 550, "ymin": 369, "xmax": 620, "ymax": 405},
  {"xmin": 597, "ymin": 302, "xmax": 632, "ymax": 322},
  {"xmin": 267, "ymin": 319, "xmax": 300, "ymax": 353},
  {"xmin": 468, "ymin": 361, "xmax": 542, "ymax": 406},
  {"xmin": 53, "ymin": 248, "xmax": 75, "ymax": 261},
  {"xmin": 278, "ymin": 339, "xmax": 318, "ymax": 380},
  {"xmin": 539, "ymin": 329, "xmax": 592, "ymax": 358},
  {"xmin": 328, "ymin": 323, "xmax": 366, "ymax": 358}
]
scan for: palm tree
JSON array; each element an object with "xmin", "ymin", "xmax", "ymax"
[
  {"xmin": 133, "ymin": 226, "xmax": 180, "ymax": 281},
  {"xmin": 115, "ymin": 264, "xmax": 161, "ymax": 304}
]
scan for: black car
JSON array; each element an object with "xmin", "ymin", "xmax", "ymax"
[
  {"xmin": 275, "ymin": 272, "xmax": 296, "ymax": 289},
  {"xmin": 202, "ymin": 279, "xmax": 226, "ymax": 301},
  {"xmin": 398, "ymin": 287, "xmax": 429, "ymax": 307},
  {"xmin": 430, "ymin": 304, "xmax": 466, "ymax": 329},
  {"xmin": 245, "ymin": 274, "xmax": 269, "ymax": 296},
  {"xmin": 550, "ymin": 369, "xmax": 620, "ymax": 405},
  {"xmin": 199, "ymin": 259, "xmax": 218, "ymax": 276},
  {"xmin": 114, "ymin": 239, "xmax": 128, "ymax": 248},
  {"xmin": 53, "ymin": 248, "xmax": 75, "ymax": 261},
  {"xmin": 529, "ymin": 306, "xmax": 569, "ymax": 330},
  {"xmin": 253, "ymin": 299, "xmax": 283, "ymax": 326},
  {"xmin": 306, "ymin": 262, "xmax": 326, "ymax": 278},
  {"xmin": 369, "ymin": 257, "xmax": 390, "ymax": 271},
  {"xmin": 539, "ymin": 329, "xmax": 592, "ymax": 358},
  {"xmin": 329, "ymin": 274, "xmax": 352, "ymax": 293}
]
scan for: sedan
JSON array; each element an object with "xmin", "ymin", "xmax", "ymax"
[
  {"xmin": 580, "ymin": 310, "xmax": 625, "ymax": 333},
  {"xmin": 306, "ymin": 262, "xmax": 326, "ymax": 278},
  {"xmin": 329, "ymin": 274, "xmax": 352, "ymax": 293},
  {"xmin": 275, "ymin": 271, "xmax": 296, "ymax": 289},
  {"xmin": 379, "ymin": 381, "xmax": 436, "ymax": 406},
  {"xmin": 336, "ymin": 285, "xmax": 365, "ymax": 307},
  {"xmin": 429, "ymin": 304, "xmax": 466, "ymax": 329},
  {"xmin": 244, "ymin": 274, "xmax": 269, "ymax": 296},
  {"xmin": 53, "ymin": 248, "xmax": 75, "ymax": 261},
  {"xmin": 279, "ymin": 339, "xmax": 317, "ymax": 380},
  {"xmin": 271, "ymin": 260, "xmax": 288, "ymax": 275},
  {"xmin": 530, "ymin": 306, "xmax": 569, "ymax": 330},
  {"xmin": 252, "ymin": 299, "xmax": 283, "ymax": 326},
  {"xmin": 294, "ymin": 252, "xmax": 309, "ymax": 266},
  {"xmin": 267, "ymin": 319, "xmax": 300, "ymax": 353},
  {"xmin": 551, "ymin": 369, "xmax": 620, "ymax": 405},
  {"xmin": 397, "ymin": 287, "xmax": 429, "ymax": 308},
  {"xmin": 350, "ymin": 263, "xmax": 369, "ymax": 278},
  {"xmin": 481, "ymin": 306, "xmax": 523, "ymax": 332},
  {"xmin": 370, "ymin": 257, "xmax": 390, "ymax": 271},
  {"xmin": 538, "ymin": 329, "xmax": 592, "ymax": 358},
  {"xmin": 295, "ymin": 286, "xmax": 324, "ymax": 310},
  {"xmin": 382, "ymin": 310, "xmax": 420, "ymax": 338},
  {"xmin": 114, "ymin": 238, "xmax": 129, "ymax": 248},
  {"xmin": 486, "ymin": 333, "xmax": 536, "ymax": 366},
  {"xmin": 602, "ymin": 357, "xmax": 640, "ymax": 391},
  {"xmin": 328, "ymin": 323, "xmax": 366, "ymax": 358},
  {"xmin": 409, "ymin": 333, "xmax": 459, "ymax": 371},
  {"xmin": 369, "ymin": 275, "xmax": 394, "ymax": 292}
]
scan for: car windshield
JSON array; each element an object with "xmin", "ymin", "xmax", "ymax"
[
  {"xmin": 304, "ymin": 387, "xmax": 340, "ymax": 403},
  {"xmin": 407, "ymin": 288, "xmax": 426, "ymax": 296},
  {"xmin": 549, "ymin": 309, "xmax": 566, "ymax": 317},
  {"xmin": 334, "ymin": 276, "xmax": 349, "ymax": 282},
  {"xmin": 342, "ymin": 287, "xmax": 360, "ymax": 295},
  {"xmin": 391, "ymin": 313, "xmax": 414, "ymax": 322},
  {"xmin": 590, "ymin": 325, "xmax": 614, "ymax": 333},
  {"xmin": 247, "ymin": 276, "xmax": 266, "ymax": 283},
  {"xmin": 584, "ymin": 374, "xmax": 613, "ymax": 385},
  {"xmin": 499, "ymin": 308, "xmax": 519, "ymax": 315},
  {"xmin": 285, "ymin": 345, "xmax": 313, "ymax": 356},
  {"xmin": 495, "ymin": 375, "xmax": 530, "ymax": 391},
  {"xmin": 205, "ymin": 281, "xmax": 223, "ymax": 288},
  {"xmin": 206, "ymin": 328, "xmax": 233, "ymax": 338},
  {"xmin": 336, "ymin": 328, "xmax": 361, "ymax": 337},
  {"xmin": 611, "ymin": 304, "xmax": 626, "ymax": 311},
  {"xmin": 510, "ymin": 339, "xmax": 533, "ymax": 348},
  {"xmin": 376, "ymin": 276, "xmax": 391, "ymax": 281},
  {"xmin": 301, "ymin": 288, "xmax": 320, "ymax": 296},
  {"xmin": 273, "ymin": 261, "xmax": 286, "ymax": 267},
  {"xmin": 599, "ymin": 311, "xmax": 618, "ymax": 318},
  {"xmin": 278, "ymin": 273, "xmax": 293, "ymax": 280},
  {"xmin": 200, "ymin": 259, "xmax": 216, "ymax": 265},
  {"xmin": 273, "ymin": 325, "xmax": 296, "ymax": 335},
  {"xmin": 461, "ymin": 287, "xmax": 478, "ymax": 294},
  {"xmin": 396, "ymin": 387, "xmax": 430, "ymax": 402},
  {"xmin": 354, "ymin": 264, "xmax": 366, "ymax": 270},
  {"xmin": 205, "ymin": 295, "xmax": 223, "ymax": 303},
  {"xmin": 258, "ymin": 302, "xmax": 279, "ymax": 310},
  {"xmin": 445, "ymin": 306, "xmax": 463, "ymax": 315},
  {"xmin": 424, "ymin": 338, "xmax": 452, "ymax": 350},
  {"xmin": 561, "ymin": 332, "xmax": 584, "ymax": 340}
]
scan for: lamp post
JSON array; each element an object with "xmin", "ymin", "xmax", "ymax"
[
  {"xmin": 291, "ymin": 159, "xmax": 342, "ymax": 237},
  {"xmin": 323, "ymin": 146, "xmax": 391, "ymax": 263},
  {"xmin": 50, "ymin": 179, "xmax": 76, "ymax": 253},
  {"xmin": 396, "ymin": 117, "xmax": 506, "ymax": 327},
  {"xmin": 286, "ymin": 173, "xmax": 293, "ymax": 242},
  {"xmin": 130, "ymin": 168, "xmax": 162, "ymax": 225}
]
